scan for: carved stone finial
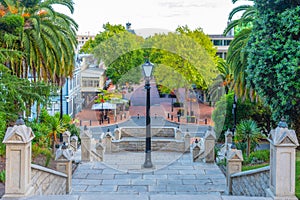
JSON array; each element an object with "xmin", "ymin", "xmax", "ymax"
[
  {"xmin": 278, "ymin": 117, "xmax": 288, "ymax": 128},
  {"xmin": 16, "ymin": 115, "xmax": 25, "ymax": 126}
]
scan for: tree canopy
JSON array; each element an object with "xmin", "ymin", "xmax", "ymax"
[
  {"xmin": 92, "ymin": 23, "xmax": 144, "ymax": 85},
  {"xmin": 246, "ymin": 1, "xmax": 300, "ymax": 132}
]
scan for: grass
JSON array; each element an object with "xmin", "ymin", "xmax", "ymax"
[
  {"xmin": 296, "ymin": 150, "xmax": 300, "ymax": 199},
  {"xmin": 242, "ymin": 163, "xmax": 269, "ymax": 171}
]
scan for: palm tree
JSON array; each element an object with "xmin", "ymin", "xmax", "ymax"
[
  {"xmin": 236, "ymin": 119, "xmax": 261, "ymax": 157},
  {"xmin": 0, "ymin": 0, "xmax": 78, "ymax": 85},
  {"xmin": 223, "ymin": 0, "xmax": 256, "ymax": 100}
]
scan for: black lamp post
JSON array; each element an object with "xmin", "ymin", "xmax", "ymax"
[
  {"xmin": 142, "ymin": 60, "xmax": 154, "ymax": 168},
  {"xmin": 232, "ymin": 94, "xmax": 237, "ymax": 148},
  {"xmin": 59, "ymin": 86, "xmax": 63, "ymax": 143},
  {"xmin": 100, "ymin": 92, "xmax": 104, "ymax": 124},
  {"xmin": 171, "ymin": 96, "xmax": 174, "ymax": 112}
]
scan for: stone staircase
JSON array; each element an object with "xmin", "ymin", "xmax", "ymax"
[{"xmin": 18, "ymin": 150, "xmax": 271, "ymax": 200}]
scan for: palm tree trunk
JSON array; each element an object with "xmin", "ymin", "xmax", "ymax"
[{"xmin": 247, "ymin": 136, "xmax": 251, "ymax": 157}]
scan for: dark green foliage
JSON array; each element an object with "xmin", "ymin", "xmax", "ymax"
[
  {"xmin": 0, "ymin": 170, "xmax": 5, "ymax": 183},
  {"xmin": 0, "ymin": 14, "xmax": 24, "ymax": 34},
  {"xmin": 243, "ymin": 149, "xmax": 270, "ymax": 165},
  {"xmin": 212, "ymin": 92, "xmax": 273, "ymax": 141},
  {"xmin": 0, "ymin": 113, "xmax": 6, "ymax": 156},
  {"xmin": 20, "ymin": 0, "xmax": 40, "ymax": 8},
  {"xmin": 246, "ymin": 1, "xmax": 300, "ymax": 132}
]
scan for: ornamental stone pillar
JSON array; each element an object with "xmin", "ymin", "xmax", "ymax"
[
  {"xmin": 95, "ymin": 142, "xmax": 105, "ymax": 161},
  {"xmin": 226, "ymin": 148, "xmax": 243, "ymax": 194},
  {"xmin": 175, "ymin": 128, "xmax": 182, "ymax": 140},
  {"xmin": 70, "ymin": 135, "xmax": 78, "ymax": 152},
  {"xmin": 204, "ymin": 126, "xmax": 216, "ymax": 163},
  {"xmin": 104, "ymin": 132, "xmax": 113, "ymax": 153},
  {"xmin": 114, "ymin": 128, "xmax": 121, "ymax": 140},
  {"xmin": 184, "ymin": 129, "xmax": 191, "ymax": 153},
  {"xmin": 80, "ymin": 125, "xmax": 92, "ymax": 162},
  {"xmin": 192, "ymin": 144, "xmax": 201, "ymax": 162},
  {"xmin": 55, "ymin": 145, "xmax": 73, "ymax": 194},
  {"xmin": 62, "ymin": 131, "xmax": 71, "ymax": 145},
  {"xmin": 266, "ymin": 119, "xmax": 299, "ymax": 200},
  {"xmin": 225, "ymin": 129, "xmax": 233, "ymax": 151},
  {"xmin": 2, "ymin": 116, "xmax": 35, "ymax": 198}
]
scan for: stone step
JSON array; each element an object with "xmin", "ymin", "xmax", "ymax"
[{"xmin": 17, "ymin": 194, "xmax": 273, "ymax": 200}]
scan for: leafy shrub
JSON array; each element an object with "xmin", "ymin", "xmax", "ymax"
[
  {"xmin": 0, "ymin": 170, "xmax": 5, "ymax": 183},
  {"xmin": 243, "ymin": 149, "xmax": 270, "ymax": 165},
  {"xmin": 249, "ymin": 149, "xmax": 270, "ymax": 163},
  {"xmin": 32, "ymin": 144, "xmax": 53, "ymax": 167},
  {"xmin": 0, "ymin": 113, "xmax": 6, "ymax": 156}
]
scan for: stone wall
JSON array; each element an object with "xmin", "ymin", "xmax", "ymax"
[
  {"xmin": 230, "ymin": 166, "xmax": 270, "ymax": 197},
  {"xmin": 119, "ymin": 127, "xmax": 176, "ymax": 138},
  {"xmin": 31, "ymin": 164, "xmax": 67, "ymax": 195},
  {"xmin": 112, "ymin": 138, "xmax": 185, "ymax": 152}
]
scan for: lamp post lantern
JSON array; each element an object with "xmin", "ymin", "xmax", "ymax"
[{"xmin": 142, "ymin": 60, "xmax": 154, "ymax": 168}]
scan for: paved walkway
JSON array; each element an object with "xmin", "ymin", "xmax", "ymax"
[
  {"xmin": 19, "ymin": 151, "xmax": 271, "ymax": 200},
  {"xmin": 75, "ymin": 81, "xmax": 214, "ymax": 128}
]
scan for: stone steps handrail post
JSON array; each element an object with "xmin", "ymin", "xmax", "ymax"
[
  {"xmin": 204, "ymin": 126, "xmax": 216, "ymax": 163},
  {"xmin": 95, "ymin": 141, "xmax": 105, "ymax": 161},
  {"xmin": 266, "ymin": 119, "xmax": 299, "ymax": 200},
  {"xmin": 175, "ymin": 127, "xmax": 182, "ymax": 140},
  {"xmin": 62, "ymin": 131, "xmax": 71, "ymax": 146},
  {"xmin": 80, "ymin": 125, "xmax": 92, "ymax": 162},
  {"xmin": 2, "ymin": 116, "xmax": 35, "ymax": 198},
  {"xmin": 184, "ymin": 129, "xmax": 191, "ymax": 153},
  {"xmin": 225, "ymin": 129, "xmax": 233, "ymax": 152},
  {"xmin": 226, "ymin": 147, "xmax": 243, "ymax": 195},
  {"xmin": 70, "ymin": 135, "xmax": 78, "ymax": 152},
  {"xmin": 55, "ymin": 144, "xmax": 73, "ymax": 194}
]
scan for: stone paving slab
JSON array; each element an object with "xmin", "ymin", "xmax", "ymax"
[
  {"xmin": 71, "ymin": 151, "xmax": 228, "ymax": 197},
  {"xmin": 79, "ymin": 194, "xmax": 149, "ymax": 200},
  {"xmin": 13, "ymin": 194, "xmax": 274, "ymax": 200}
]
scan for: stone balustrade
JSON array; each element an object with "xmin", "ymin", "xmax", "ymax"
[
  {"xmin": 107, "ymin": 127, "xmax": 188, "ymax": 152},
  {"xmin": 192, "ymin": 126, "xmax": 216, "ymax": 163},
  {"xmin": 2, "ymin": 117, "xmax": 72, "ymax": 198},
  {"xmin": 231, "ymin": 166, "xmax": 270, "ymax": 196},
  {"xmin": 225, "ymin": 119, "xmax": 299, "ymax": 199},
  {"xmin": 31, "ymin": 164, "xmax": 67, "ymax": 195}
]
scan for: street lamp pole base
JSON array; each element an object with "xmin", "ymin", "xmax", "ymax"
[
  {"xmin": 143, "ymin": 161, "xmax": 154, "ymax": 168},
  {"xmin": 142, "ymin": 152, "xmax": 154, "ymax": 168}
]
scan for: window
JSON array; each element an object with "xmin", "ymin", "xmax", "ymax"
[
  {"xmin": 213, "ymin": 40, "xmax": 222, "ymax": 46},
  {"xmin": 224, "ymin": 40, "xmax": 231, "ymax": 46}
]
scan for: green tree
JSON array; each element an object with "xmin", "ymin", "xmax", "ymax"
[
  {"xmin": 223, "ymin": 0, "xmax": 256, "ymax": 100},
  {"xmin": 212, "ymin": 92, "xmax": 272, "ymax": 141},
  {"xmin": 93, "ymin": 23, "xmax": 144, "ymax": 85},
  {"xmin": 235, "ymin": 119, "xmax": 261, "ymax": 156},
  {"xmin": 146, "ymin": 27, "xmax": 218, "ymax": 116},
  {"xmin": 148, "ymin": 26, "xmax": 218, "ymax": 90},
  {"xmin": 246, "ymin": 1, "xmax": 300, "ymax": 135},
  {"xmin": 0, "ymin": 0, "xmax": 78, "ymax": 84}
]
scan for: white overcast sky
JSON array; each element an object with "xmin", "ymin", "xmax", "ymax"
[{"xmin": 57, "ymin": 0, "xmax": 248, "ymax": 36}]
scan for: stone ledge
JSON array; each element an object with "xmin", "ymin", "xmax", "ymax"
[
  {"xmin": 31, "ymin": 164, "xmax": 67, "ymax": 178},
  {"xmin": 231, "ymin": 166, "xmax": 270, "ymax": 178}
]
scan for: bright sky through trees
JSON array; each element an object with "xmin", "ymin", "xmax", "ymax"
[{"xmin": 55, "ymin": 0, "xmax": 248, "ymax": 36}]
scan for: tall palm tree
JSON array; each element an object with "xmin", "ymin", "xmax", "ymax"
[
  {"xmin": 0, "ymin": 0, "xmax": 78, "ymax": 85},
  {"xmin": 223, "ymin": 0, "xmax": 256, "ymax": 100}
]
